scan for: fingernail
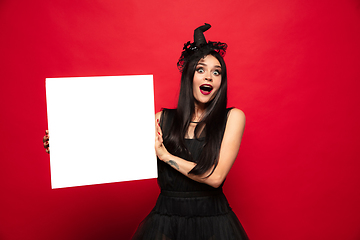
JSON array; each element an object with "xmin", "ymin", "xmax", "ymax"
[{"xmin": 158, "ymin": 132, "xmax": 160, "ymax": 135}]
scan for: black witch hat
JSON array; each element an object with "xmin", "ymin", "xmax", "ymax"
[{"xmin": 177, "ymin": 23, "xmax": 227, "ymax": 72}]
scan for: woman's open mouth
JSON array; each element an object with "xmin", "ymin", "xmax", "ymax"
[{"xmin": 199, "ymin": 84, "xmax": 213, "ymax": 95}]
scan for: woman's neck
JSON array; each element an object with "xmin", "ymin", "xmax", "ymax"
[{"xmin": 192, "ymin": 103, "xmax": 206, "ymax": 122}]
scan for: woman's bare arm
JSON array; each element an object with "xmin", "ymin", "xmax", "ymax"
[{"xmin": 155, "ymin": 108, "xmax": 246, "ymax": 188}]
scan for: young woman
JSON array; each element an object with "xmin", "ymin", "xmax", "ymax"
[
  {"xmin": 131, "ymin": 24, "xmax": 248, "ymax": 240},
  {"xmin": 43, "ymin": 23, "xmax": 248, "ymax": 240}
]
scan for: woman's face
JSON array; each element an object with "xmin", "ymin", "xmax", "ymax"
[{"xmin": 192, "ymin": 54, "xmax": 222, "ymax": 107}]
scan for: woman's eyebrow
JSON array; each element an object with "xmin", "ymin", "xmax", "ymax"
[
  {"xmin": 197, "ymin": 62, "xmax": 207, "ymax": 66},
  {"xmin": 197, "ymin": 63, "xmax": 221, "ymax": 68}
]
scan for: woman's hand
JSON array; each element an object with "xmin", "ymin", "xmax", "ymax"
[
  {"xmin": 43, "ymin": 130, "xmax": 50, "ymax": 154},
  {"xmin": 155, "ymin": 113, "xmax": 170, "ymax": 161},
  {"xmin": 155, "ymin": 109, "xmax": 245, "ymax": 188}
]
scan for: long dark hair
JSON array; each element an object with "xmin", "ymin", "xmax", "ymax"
[{"xmin": 164, "ymin": 50, "xmax": 228, "ymax": 176}]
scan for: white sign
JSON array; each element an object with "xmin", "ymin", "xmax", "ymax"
[{"xmin": 46, "ymin": 75, "xmax": 157, "ymax": 189}]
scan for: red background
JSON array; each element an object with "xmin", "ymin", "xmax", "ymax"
[{"xmin": 1, "ymin": 0, "xmax": 360, "ymax": 239}]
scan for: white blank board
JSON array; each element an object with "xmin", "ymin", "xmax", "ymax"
[{"xmin": 46, "ymin": 75, "xmax": 157, "ymax": 189}]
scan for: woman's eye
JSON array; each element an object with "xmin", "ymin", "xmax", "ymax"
[
  {"xmin": 196, "ymin": 68, "xmax": 204, "ymax": 73},
  {"xmin": 213, "ymin": 70, "xmax": 221, "ymax": 76}
]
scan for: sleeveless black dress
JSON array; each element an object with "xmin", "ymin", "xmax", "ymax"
[{"xmin": 132, "ymin": 109, "xmax": 249, "ymax": 240}]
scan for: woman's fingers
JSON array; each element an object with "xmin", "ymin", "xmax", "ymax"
[
  {"xmin": 43, "ymin": 135, "xmax": 49, "ymax": 147},
  {"xmin": 157, "ymin": 131, "xmax": 163, "ymax": 143},
  {"xmin": 43, "ymin": 130, "xmax": 49, "ymax": 141},
  {"xmin": 155, "ymin": 131, "xmax": 162, "ymax": 144},
  {"xmin": 156, "ymin": 119, "xmax": 163, "ymax": 136},
  {"xmin": 44, "ymin": 142, "xmax": 50, "ymax": 153},
  {"xmin": 43, "ymin": 136, "xmax": 49, "ymax": 147},
  {"xmin": 156, "ymin": 120, "xmax": 163, "ymax": 143},
  {"xmin": 43, "ymin": 130, "xmax": 50, "ymax": 153},
  {"xmin": 155, "ymin": 118, "xmax": 163, "ymax": 140}
]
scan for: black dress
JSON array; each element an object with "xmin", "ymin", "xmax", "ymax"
[{"xmin": 132, "ymin": 109, "xmax": 249, "ymax": 240}]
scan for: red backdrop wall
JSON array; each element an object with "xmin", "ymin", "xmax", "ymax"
[{"xmin": 1, "ymin": 0, "xmax": 360, "ymax": 239}]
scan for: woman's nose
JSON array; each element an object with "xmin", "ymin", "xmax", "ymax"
[{"xmin": 205, "ymin": 72, "xmax": 212, "ymax": 81}]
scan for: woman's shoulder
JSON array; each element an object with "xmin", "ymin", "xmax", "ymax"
[
  {"xmin": 227, "ymin": 107, "xmax": 245, "ymax": 118},
  {"xmin": 227, "ymin": 108, "xmax": 246, "ymax": 126}
]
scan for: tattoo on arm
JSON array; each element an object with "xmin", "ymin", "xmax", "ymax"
[{"xmin": 167, "ymin": 160, "xmax": 179, "ymax": 170}]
